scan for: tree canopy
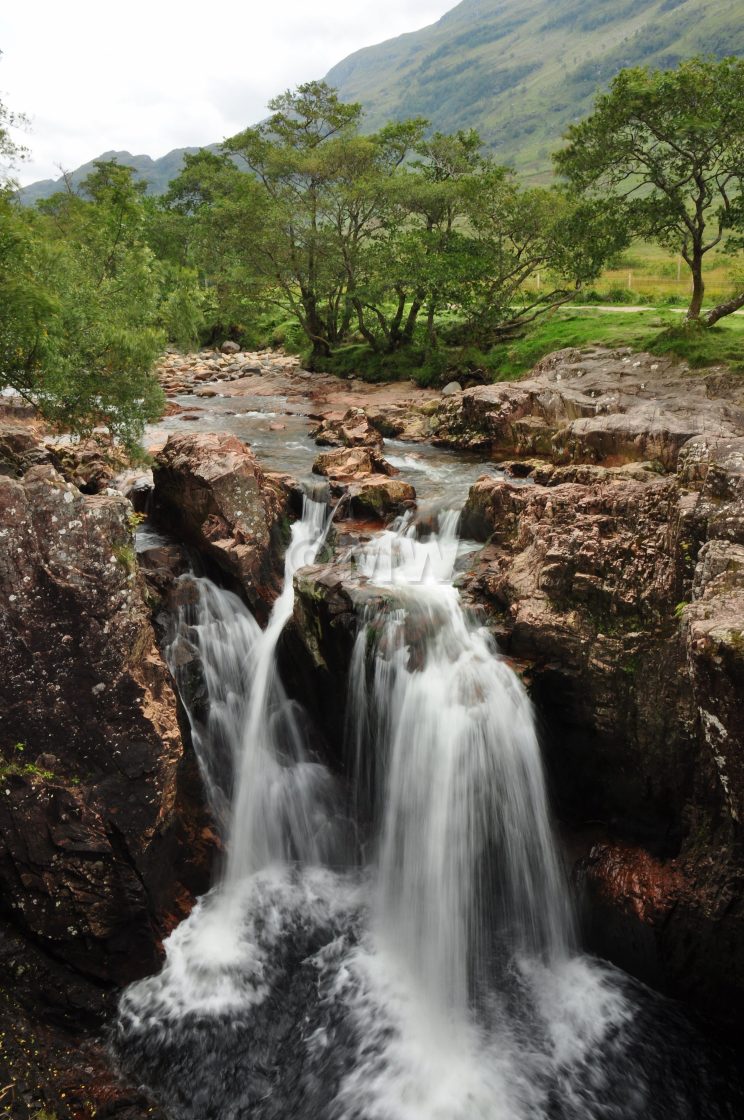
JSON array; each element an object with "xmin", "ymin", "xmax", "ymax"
[
  {"xmin": 163, "ymin": 82, "xmax": 622, "ymax": 368},
  {"xmin": 555, "ymin": 57, "xmax": 744, "ymax": 325},
  {"xmin": 1, "ymin": 154, "xmax": 203, "ymax": 449}
]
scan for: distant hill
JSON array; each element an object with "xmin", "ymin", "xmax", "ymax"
[
  {"xmin": 18, "ymin": 146, "xmax": 208, "ymax": 206},
  {"xmin": 19, "ymin": 0, "xmax": 743, "ymax": 203}
]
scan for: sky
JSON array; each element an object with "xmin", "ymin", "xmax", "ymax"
[{"xmin": 2, "ymin": 0, "xmax": 454, "ymax": 186}]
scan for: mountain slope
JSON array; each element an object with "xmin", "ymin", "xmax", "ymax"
[
  {"xmin": 326, "ymin": 0, "xmax": 744, "ymax": 175},
  {"xmin": 18, "ymin": 0, "xmax": 743, "ymax": 203}
]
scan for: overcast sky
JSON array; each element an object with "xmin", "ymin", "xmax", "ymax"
[{"xmin": 2, "ymin": 0, "xmax": 454, "ymax": 185}]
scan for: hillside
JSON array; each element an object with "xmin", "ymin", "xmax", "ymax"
[
  {"xmin": 326, "ymin": 0, "xmax": 744, "ymax": 176},
  {"xmin": 18, "ymin": 0, "xmax": 743, "ymax": 203}
]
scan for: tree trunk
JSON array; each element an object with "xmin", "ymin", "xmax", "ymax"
[
  {"xmin": 425, "ymin": 303, "xmax": 437, "ymax": 351},
  {"xmin": 686, "ymin": 249, "xmax": 705, "ymax": 320},
  {"xmin": 704, "ymin": 289, "xmax": 744, "ymax": 327},
  {"xmin": 401, "ymin": 297, "xmax": 422, "ymax": 345}
]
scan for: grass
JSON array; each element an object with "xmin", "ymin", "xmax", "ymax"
[
  {"xmin": 480, "ymin": 309, "xmax": 744, "ymax": 380},
  {"xmin": 219, "ymin": 269, "xmax": 744, "ymax": 385},
  {"xmin": 312, "ymin": 310, "xmax": 744, "ymax": 385},
  {"xmin": 593, "ymin": 241, "xmax": 740, "ymax": 305}
]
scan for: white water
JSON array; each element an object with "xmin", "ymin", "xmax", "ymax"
[
  {"xmin": 348, "ymin": 512, "xmax": 573, "ymax": 1016},
  {"xmin": 115, "ymin": 502, "xmax": 736, "ymax": 1120}
]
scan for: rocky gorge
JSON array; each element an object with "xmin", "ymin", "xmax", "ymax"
[{"xmin": 1, "ymin": 342, "xmax": 743, "ymax": 1116}]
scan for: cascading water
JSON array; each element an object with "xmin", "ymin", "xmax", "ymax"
[
  {"xmin": 114, "ymin": 501, "xmax": 744, "ymax": 1120},
  {"xmin": 348, "ymin": 512, "xmax": 573, "ymax": 1018}
]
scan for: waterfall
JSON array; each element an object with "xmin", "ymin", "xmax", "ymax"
[
  {"xmin": 114, "ymin": 503, "xmax": 743, "ymax": 1120},
  {"xmin": 165, "ymin": 495, "xmax": 337, "ymax": 871},
  {"xmin": 222, "ymin": 494, "xmax": 339, "ymax": 883},
  {"xmin": 347, "ymin": 512, "xmax": 574, "ymax": 1014}
]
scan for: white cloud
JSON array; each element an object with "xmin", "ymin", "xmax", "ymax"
[{"xmin": 1, "ymin": 0, "xmax": 453, "ymax": 184}]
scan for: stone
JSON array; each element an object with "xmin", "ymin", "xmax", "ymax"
[
  {"xmin": 153, "ymin": 432, "xmax": 293, "ymax": 611},
  {"xmin": 220, "ymin": 340, "xmax": 241, "ymax": 355},
  {"xmin": 311, "ymin": 407, "xmax": 384, "ymax": 450},
  {"xmin": 441, "ymin": 381, "xmax": 462, "ymax": 397},
  {"xmin": 312, "ymin": 446, "xmax": 396, "ymax": 483}
]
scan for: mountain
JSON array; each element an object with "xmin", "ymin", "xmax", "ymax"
[
  {"xmin": 18, "ymin": 146, "xmax": 208, "ymax": 206},
  {"xmin": 325, "ymin": 0, "xmax": 744, "ymax": 176},
  {"xmin": 18, "ymin": 0, "xmax": 743, "ymax": 203}
]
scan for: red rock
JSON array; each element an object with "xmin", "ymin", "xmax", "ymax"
[{"xmin": 154, "ymin": 432, "xmax": 293, "ymax": 610}]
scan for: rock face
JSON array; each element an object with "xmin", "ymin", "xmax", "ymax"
[
  {"xmin": 431, "ymin": 347, "xmax": 744, "ymax": 467},
  {"xmin": 153, "ymin": 432, "xmax": 292, "ymax": 610},
  {"xmin": 460, "ymin": 428, "xmax": 744, "ymax": 1025},
  {"xmin": 0, "ymin": 462, "xmax": 213, "ymax": 1012},
  {"xmin": 283, "ymin": 349, "xmax": 744, "ymax": 1028}
]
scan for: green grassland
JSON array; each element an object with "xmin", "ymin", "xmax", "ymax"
[{"xmin": 482, "ymin": 309, "xmax": 744, "ymax": 379}]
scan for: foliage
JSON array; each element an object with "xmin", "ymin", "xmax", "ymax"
[
  {"xmin": 0, "ymin": 141, "xmax": 204, "ymax": 449},
  {"xmin": 1, "ymin": 163, "xmax": 165, "ymax": 447},
  {"xmin": 555, "ymin": 57, "xmax": 744, "ymax": 324},
  {"xmin": 164, "ymin": 84, "xmax": 622, "ymax": 369}
]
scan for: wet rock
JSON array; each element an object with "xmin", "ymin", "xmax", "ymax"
[
  {"xmin": 153, "ymin": 431, "xmax": 293, "ymax": 610},
  {"xmin": 365, "ymin": 402, "xmax": 435, "ymax": 442},
  {"xmin": 461, "ymin": 429, "xmax": 744, "ymax": 1026},
  {"xmin": 312, "ymin": 446, "xmax": 396, "ymax": 482},
  {"xmin": 0, "ymin": 465, "xmax": 213, "ymax": 1012},
  {"xmin": 311, "ymin": 407, "xmax": 384, "ymax": 450},
  {"xmin": 346, "ymin": 476, "xmax": 416, "ymax": 521}
]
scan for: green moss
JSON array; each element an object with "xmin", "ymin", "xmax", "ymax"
[
  {"xmin": 0, "ymin": 759, "xmax": 57, "ymax": 781},
  {"xmin": 113, "ymin": 543, "xmax": 136, "ymax": 573}
]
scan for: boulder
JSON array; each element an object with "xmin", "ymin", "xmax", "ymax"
[
  {"xmin": 441, "ymin": 381, "xmax": 462, "ymax": 397},
  {"xmin": 347, "ymin": 476, "xmax": 416, "ymax": 521},
  {"xmin": 311, "ymin": 407, "xmax": 384, "ymax": 450},
  {"xmin": 220, "ymin": 340, "xmax": 241, "ymax": 355},
  {"xmin": 153, "ymin": 432, "xmax": 292, "ymax": 610},
  {"xmin": 312, "ymin": 445, "xmax": 396, "ymax": 482}
]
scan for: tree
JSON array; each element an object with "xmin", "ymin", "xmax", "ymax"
[
  {"xmin": 554, "ymin": 57, "xmax": 744, "ymax": 325},
  {"xmin": 457, "ymin": 173, "xmax": 628, "ymax": 343},
  {"xmin": 223, "ymin": 82, "xmax": 364, "ymax": 362},
  {"xmin": 1, "ymin": 160, "xmax": 172, "ymax": 449}
]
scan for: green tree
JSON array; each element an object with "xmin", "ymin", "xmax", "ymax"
[
  {"xmin": 555, "ymin": 57, "xmax": 744, "ymax": 325},
  {"xmin": 159, "ymin": 149, "xmax": 269, "ymax": 341},
  {"xmin": 221, "ymin": 83, "xmax": 431, "ymax": 364},
  {"xmin": 1, "ymin": 159, "xmax": 170, "ymax": 449},
  {"xmin": 457, "ymin": 173, "xmax": 628, "ymax": 343}
]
